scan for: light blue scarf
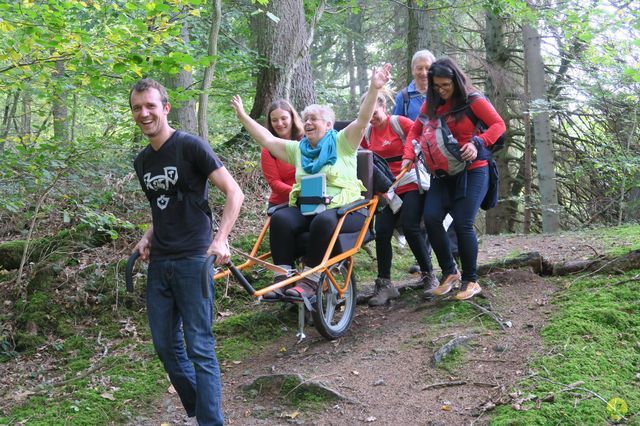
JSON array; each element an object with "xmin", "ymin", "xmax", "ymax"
[{"xmin": 299, "ymin": 129, "xmax": 338, "ymax": 174}]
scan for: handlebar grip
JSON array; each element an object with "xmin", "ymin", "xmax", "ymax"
[
  {"xmin": 125, "ymin": 251, "xmax": 140, "ymax": 293},
  {"xmin": 227, "ymin": 263, "xmax": 256, "ymax": 296},
  {"xmin": 201, "ymin": 255, "xmax": 216, "ymax": 299}
]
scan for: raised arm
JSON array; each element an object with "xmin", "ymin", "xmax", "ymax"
[
  {"xmin": 230, "ymin": 95, "xmax": 288, "ymax": 162},
  {"xmin": 343, "ymin": 64, "xmax": 392, "ymax": 149}
]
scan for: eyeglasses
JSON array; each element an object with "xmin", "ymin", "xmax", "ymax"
[{"xmin": 432, "ymin": 82, "xmax": 453, "ymax": 91}]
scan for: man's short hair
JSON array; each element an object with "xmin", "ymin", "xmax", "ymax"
[
  {"xmin": 411, "ymin": 50, "xmax": 436, "ymax": 68},
  {"xmin": 129, "ymin": 79, "xmax": 169, "ymax": 108}
]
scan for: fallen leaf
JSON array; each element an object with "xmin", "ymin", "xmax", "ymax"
[
  {"xmin": 100, "ymin": 392, "xmax": 116, "ymax": 401},
  {"xmin": 351, "ymin": 370, "xmax": 359, "ymax": 376},
  {"xmin": 365, "ymin": 416, "xmax": 377, "ymax": 422},
  {"xmin": 279, "ymin": 346, "xmax": 287, "ymax": 353},
  {"xmin": 441, "ymin": 405, "xmax": 452, "ymax": 411},
  {"xmin": 283, "ymin": 411, "xmax": 299, "ymax": 419},
  {"xmin": 168, "ymin": 385, "xmax": 176, "ymax": 394}
]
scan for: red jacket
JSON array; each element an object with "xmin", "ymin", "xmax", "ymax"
[
  {"xmin": 403, "ymin": 97, "xmax": 506, "ymax": 171},
  {"xmin": 261, "ymin": 147, "xmax": 296, "ymax": 205},
  {"xmin": 361, "ymin": 116, "xmax": 417, "ymax": 195}
]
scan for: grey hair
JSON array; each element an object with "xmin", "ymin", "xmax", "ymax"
[
  {"xmin": 301, "ymin": 104, "xmax": 335, "ymax": 127},
  {"xmin": 411, "ymin": 49, "xmax": 436, "ymax": 68}
]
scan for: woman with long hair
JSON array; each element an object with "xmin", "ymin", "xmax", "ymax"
[
  {"xmin": 403, "ymin": 57, "xmax": 505, "ymax": 300},
  {"xmin": 261, "ymin": 100, "xmax": 304, "ymax": 208}
]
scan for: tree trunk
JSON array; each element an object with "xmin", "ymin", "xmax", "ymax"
[
  {"xmin": 20, "ymin": 88, "xmax": 31, "ymax": 147},
  {"xmin": 198, "ymin": 0, "xmax": 222, "ymax": 141},
  {"xmin": 353, "ymin": 2, "xmax": 368, "ymax": 96},
  {"xmin": 249, "ymin": 0, "xmax": 318, "ymax": 118},
  {"xmin": 483, "ymin": 8, "xmax": 512, "ymax": 235},
  {"xmin": 523, "ymin": 23, "xmax": 560, "ymax": 233},
  {"xmin": 1, "ymin": 90, "xmax": 20, "ymax": 151},
  {"xmin": 166, "ymin": 23, "xmax": 197, "ymax": 134},
  {"xmin": 406, "ymin": 0, "xmax": 442, "ymax": 82},
  {"xmin": 52, "ymin": 60, "xmax": 69, "ymax": 143}
]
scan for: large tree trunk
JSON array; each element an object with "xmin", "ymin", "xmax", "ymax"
[
  {"xmin": 249, "ymin": 0, "xmax": 318, "ymax": 118},
  {"xmin": 52, "ymin": 60, "xmax": 69, "ymax": 143},
  {"xmin": 406, "ymin": 0, "xmax": 442, "ymax": 82},
  {"xmin": 198, "ymin": 0, "xmax": 222, "ymax": 140},
  {"xmin": 483, "ymin": 8, "xmax": 513, "ymax": 235},
  {"xmin": 166, "ymin": 23, "xmax": 197, "ymax": 134},
  {"xmin": 523, "ymin": 23, "xmax": 560, "ymax": 233}
]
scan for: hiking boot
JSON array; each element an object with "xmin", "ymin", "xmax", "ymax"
[
  {"xmin": 263, "ymin": 274, "xmax": 290, "ymax": 299},
  {"xmin": 420, "ymin": 271, "xmax": 439, "ymax": 292},
  {"xmin": 408, "ymin": 264, "xmax": 421, "ymax": 274},
  {"xmin": 454, "ymin": 281, "xmax": 482, "ymax": 300},
  {"xmin": 425, "ymin": 271, "xmax": 461, "ymax": 297},
  {"xmin": 368, "ymin": 278, "xmax": 400, "ymax": 307}
]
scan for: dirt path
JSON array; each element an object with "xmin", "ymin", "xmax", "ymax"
[{"xmin": 144, "ymin": 233, "xmax": 612, "ymax": 425}]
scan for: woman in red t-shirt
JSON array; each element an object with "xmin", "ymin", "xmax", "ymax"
[
  {"xmin": 403, "ymin": 58, "xmax": 506, "ymax": 301},
  {"xmin": 361, "ymin": 93, "xmax": 438, "ymax": 306},
  {"xmin": 261, "ymin": 99, "xmax": 304, "ymax": 208}
]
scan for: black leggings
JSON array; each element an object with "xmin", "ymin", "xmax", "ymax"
[
  {"xmin": 375, "ymin": 190, "xmax": 432, "ymax": 279},
  {"xmin": 270, "ymin": 206, "xmax": 367, "ymax": 267}
]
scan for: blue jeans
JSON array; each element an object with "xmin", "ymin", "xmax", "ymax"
[
  {"xmin": 423, "ymin": 167, "xmax": 488, "ymax": 283},
  {"xmin": 147, "ymin": 255, "xmax": 224, "ymax": 426}
]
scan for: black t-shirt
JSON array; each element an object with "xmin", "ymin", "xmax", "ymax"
[{"xmin": 133, "ymin": 131, "xmax": 224, "ymax": 259}]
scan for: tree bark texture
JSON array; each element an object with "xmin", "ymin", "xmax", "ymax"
[
  {"xmin": 483, "ymin": 9, "xmax": 513, "ymax": 235},
  {"xmin": 249, "ymin": 0, "xmax": 316, "ymax": 118},
  {"xmin": 523, "ymin": 23, "xmax": 560, "ymax": 233},
  {"xmin": 198, "ymin": 0, "xmax": 222, "ymax": 140},
  {"xmin": 52, "ymin": 60, "xmax": 69, "ymax": 143},
  {"xmin": 166, "ymin": 23, "xmax": 197, "ymax": 134},
  {"xmin": 406, "ymin": 0, "xmax": 442, "ymax": 83}
]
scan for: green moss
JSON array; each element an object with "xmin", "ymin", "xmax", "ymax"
[
  {"xmin": 490, "ymin": 270, "xmax": 640, "ymax": 424},
  {"xmin": 1, "ymin": 354, "xmax": 167, "ymax": 426},
  {"xmin": 215, "ymin": 310, "xmax": 290, "ymax": 361}
]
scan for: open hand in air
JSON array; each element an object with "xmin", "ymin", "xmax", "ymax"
[
  {"xmin": 370, "ymin": 63, "xmax": 392, "ymax": 90},
  {"xmin": 230, "ymin": 95, "xmax": 245, "ymax": 117}
]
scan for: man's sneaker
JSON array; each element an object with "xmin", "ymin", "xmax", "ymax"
[
  {"xmin": 368, "ymin": 278, "xmax": 400, "ymax": 307},
  {"xmin": 425, "ymin": 271, "xmax": 461, "ymax": 297},
  {"xmin": 454, "ymin": 281, "xmax": 482, "ymax": 300},
  {"xmin": 420, "ymin": 271, "xmax": 439, "ymax": 292}
]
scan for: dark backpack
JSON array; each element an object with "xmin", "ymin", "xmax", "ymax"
[
  {"xmin": 371, "ymin": 151, "xmax": 396, "ymax": 194},
  {"xmin": 463, "ymin": 93, "xmax": 505, "ymax": 210}
]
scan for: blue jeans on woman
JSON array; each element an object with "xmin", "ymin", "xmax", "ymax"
[
  {"xmin": 423, "ymin": 167, "xmax": 488, "ymax": 284},
  {"xmin": 147, "ymin": 255, "xmax": 224, "ymax": 426}
]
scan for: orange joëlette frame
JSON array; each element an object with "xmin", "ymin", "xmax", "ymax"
[{"xmin": 213, "ymin": 167, "xmax": 408, "ymax": 299}]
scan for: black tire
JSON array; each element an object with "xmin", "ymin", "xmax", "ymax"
[{"xmin": 311, "ymin": 259, "xmax": 357, "ymax": 340}]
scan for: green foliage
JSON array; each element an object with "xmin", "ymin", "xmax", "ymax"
[{"xmin": 491, "ymin": 271, "xmax": 640, "ymax": 424}]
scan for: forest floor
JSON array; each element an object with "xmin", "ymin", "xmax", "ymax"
[{"xmin": 132, "ymin": 231, "xmax": 616, "ymax": 426}]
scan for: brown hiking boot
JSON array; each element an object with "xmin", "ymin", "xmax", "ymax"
[
  {"xmin": 419, "ymin": 271, "xmax": 439, "ymax": 291},
  {"xmin": 368, "ymin": 278, "xmax": 400, "ymax": 307},
  {"xmin": 454, "ymin": 281, "xmax": 482, "ymax": 300},
  {"xmin": 425, "ymin": 271, "xmax": 461, "ymax": 297}
]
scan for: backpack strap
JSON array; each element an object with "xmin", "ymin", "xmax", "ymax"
[
  {"xmin": 174, "ymin": 136, "xmax": 187, "ymax": 202},
  {"xmin": 401, "ymin": 87, "xmax": 410, "ymax": 117},
  {"xmin": 389, "ymin": 115, "xmax": 406, "ymax": 144}
]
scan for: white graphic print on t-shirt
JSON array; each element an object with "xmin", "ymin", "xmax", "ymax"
[{"xmin": 143, "ymin": 166, "xmax": 178, "ymax": 210}]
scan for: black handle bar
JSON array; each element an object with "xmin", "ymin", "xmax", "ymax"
[
  {"xmin": 125, "ymin": 251, "xmax": 140, "ymax": 293},
  {"xmin": 202, "ymin": 255, "xmax": 256, "ymax": 298}
]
